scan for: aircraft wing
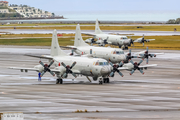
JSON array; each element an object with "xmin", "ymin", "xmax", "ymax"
[
  {"xmin": 25, "ymin": 54, "xmax": 53, "ymax": 60},
  {"xmin": 118, "ymin": 67, "xmax": 129, "ymax": 70},
  {"xmin": 81, "ymin": 32, "xmax": 96, "ymax": 36},
  {"xmin": 139, "ymin": 64, "xmax": 157, "ymax": 68},
  {"xmin": 146, "ymin": 39, "xmax": 155, "ymax": 42},
  {"xmin": 60, "ymin": 46, "xmax": 78, "ymax": 50},
  {"xmin": 9, "ymin": 67, "xmax": 39, "ymax": 72}
]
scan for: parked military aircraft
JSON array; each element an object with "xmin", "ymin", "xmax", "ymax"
[
  {"xmin": 84, "ymin": 19, "xmax": 134, "ymax": 50},
  {"xmin": 133, "ymin": 34, "xmax": 155, "ymax": 46},
  {"xmin": 64, "ymin": 24, "xmax": 128, "ymax": 64},
  {"xmin": 9, "ymin": 30, "xmax": 114, "ymax": 85}
]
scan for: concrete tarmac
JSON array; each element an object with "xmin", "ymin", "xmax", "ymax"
[{"xmin": 0, "ymin": 46, "xmax": 180, "ymax": 119}]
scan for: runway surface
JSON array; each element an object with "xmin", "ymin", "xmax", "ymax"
[
  {"xmin": 0, "ymin": 46, "xmax": 180, "ymax": 119},
  {"xmin": 0, "ymin": 29, "xmax": 180, "ymax": 36}
]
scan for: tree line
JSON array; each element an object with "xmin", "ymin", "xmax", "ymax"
[{"xmin": 167, "ymin": 18, "xmax": 180, "ymax": 24}]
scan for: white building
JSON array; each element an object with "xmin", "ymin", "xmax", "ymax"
[
  {"xmin": 9, "ymin": 6, "xmax": 53, "ymax": 18},
  {"xmin": 0, "ymin": 9, "xmax": 9, "ymax": 13}
]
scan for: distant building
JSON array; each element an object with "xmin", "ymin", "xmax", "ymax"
[
  {"xmin": 0, "ymin": 9, "xmax": 9, "ymax": 13},
  {"xmin": 0, "ymin": 1, "xmax": 9, "ymax": 7},
  {"xmin": 9, "ymin": 6, "xmax": 53, "ymax": 18}
]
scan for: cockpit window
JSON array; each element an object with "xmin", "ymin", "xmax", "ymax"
[
  {"xmin": 122, "ymin": 37, "xmax": 128, "ymax": 39},
  {"xmin": 95, "ymin": 62, "xmax": 108, "ymax": 66},
  {"xmin": 113, "ymin": 51, "xmax": 124, "ymax": 54}
]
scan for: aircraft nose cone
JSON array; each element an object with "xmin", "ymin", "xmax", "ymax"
[
  {"xmin": 118, "ymin": 55, "xmax": 126, "ymax": 61},
  {"xmin": 101, "ymin": 66, "xmax": 111, "ymax": 75}
]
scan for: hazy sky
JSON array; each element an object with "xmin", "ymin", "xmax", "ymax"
[
  {"xmin": 7, "ymin": 0, "xmax": 180, "ymax": 13},
  {"xmin": 6, "ymin": 0, "xmax": 180, "ymax": 21}
]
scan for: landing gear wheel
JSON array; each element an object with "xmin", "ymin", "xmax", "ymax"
[
  {"xmin": 107, "ymin": 78, "xmax": 110, "ymax": 83},
  {"xmin": 99, "ymin": 80, "xmax": 103, "ymax": 85},
  {"xmin": 125, "ymin": 46, "xmax": 128, "ymax": 50},
  {"xmin": 56, "ymin": 79, "xmax": 59, "ymax": 84},
  {"xmin": 60, "ymin": 79, "xmax": 63, "ymax": 84},
  {"xmin": 103, "ymin": 78, "xmax": 107, "ymax": 83}
]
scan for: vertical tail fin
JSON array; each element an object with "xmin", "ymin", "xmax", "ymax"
[
  {"xmin": 95, "ymin": 19, "xmax": 103, "ymax": 34},
  {"xmin": 74, "ymin": 24, "xmax": 89, "ymax": 47},
  {"xmin": 50, "ymin": 30, "xmax": 67, "ymax": 56}
]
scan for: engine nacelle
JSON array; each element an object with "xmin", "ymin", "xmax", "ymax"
[
  {"xmin": 54, "ymin": 66, "xmax": 66, "ymax": 78},
  {"xmin": 85, "ymin": 38, "xmax": 92, "ymax": 43},
  {"xmin": 34, "ymin": 65, "xmax": 44, "ymax": 73},
  {"xmin": 123, "ymin": 39, "xmax": 130, "ymax": 45},
  {"xmin": 96, "ymin": 40, "xmax": 102, "ymax": 44}
]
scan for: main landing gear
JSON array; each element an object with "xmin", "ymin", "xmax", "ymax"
[
  {"xmin": 56, "ymin": 79, "xmax": 63, "ymax": 84},
  {"xmin": 99, "ymin": 78, "xmax": 110, "ymax": 84},
  {"xmin": 122, "ymin": 46, "xmax": 128, "ymax": 50}
]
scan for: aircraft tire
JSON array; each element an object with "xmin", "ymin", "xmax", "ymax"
[
  {"xmin": 107, "ymin": 78, "xmax": 110, "ymax": 83},
  {"xmin": 56, "ymin": 79, "xmax": 59, "ymax": 84},
  {"xmin": 99, "ymin": 81, "xmax": 103, "ymax": 85},
  {"xmin": 60, "ymin": 79, "xmax": 63, "ymax": 84}
]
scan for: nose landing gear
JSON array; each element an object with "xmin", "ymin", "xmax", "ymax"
[{"xmin": 56, "ymin": 79, "xmax": 63, "ymax": 84}]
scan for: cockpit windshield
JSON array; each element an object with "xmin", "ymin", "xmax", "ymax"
[
  {"xmin": 113, "ymin": 51, "xmax": 124, "ymax": 54},
  {"xmin": 122, "ymin": 37, "xmax": 128, "ymax": 39},
  {"xmin": 95, "ymin": 62, "xmax": 109, "ymax": 66}
]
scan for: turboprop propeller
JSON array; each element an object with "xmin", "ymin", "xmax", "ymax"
[
  {"xmin": 139, "ymin": 47, "xmax": 156, "ymax": 64},
  {"xmin": 125, "ymin": 49, "xmax": 137, "ymax": 62},
  {"xmin": 129, "ymin": 59, "xmax": 144, "ymax": 75},
  {"xmin": 61, "ymin": 62, "xmax": 77, "ymax": 78},
  {"xmin": 109, "ymin": 61, "xmax": 124, "ymax": 77},
  {"xmin": 129, "ymin": 36, "xmax": 134, "ymax": 47},
  {"xmin": 39, "ymin": 60, "xmax": 55, "ymax": 77}
]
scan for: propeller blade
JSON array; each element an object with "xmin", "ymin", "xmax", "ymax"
[
  {"xmin": 41, "ymin": 71, "xmax": 45, "ymax": 77},
  {"xmin": 129, "ymin": 49, "xmax": 131, "ymax": 55},
  {"xmin": 61, "ymin": 62, "xmax": 67, "ymax": 68},
  {"xmin": 129, "ymin": 59, "xmax": 134, "ymax": 65},
  {"xmin": 70, "ymin": 62, "xmax": 76, "ymax": 69},
  {"xmin": 109, "ymin": 72, "xmax": 114, "ymax": 77},
  {"xmin": 71, "ymin": 49, "xmax": 74, "ymax": 55},
  {"xmin": 71, "ymin": 72, "xmax": 77, "ymax": 78},
  {"xmin": 62, "ymin": 73, "xmax": 67, "ymax": 78},
  {"xmin": 49, "ymin": 70, "xmax": 55, "ymax": 76},
  {"xmin": 90, "ymin": 49, "xmax": 92, "ymax": 54},
  {"xmin": 118, "ymin": 61, "xmax": 124, "ymax": 67},
  {"xmin": 109, "ymin": 62, "xmax": 114, "ymax": 67},
  {"xmin": 139, "ymin": 54, "xmax": 144, "ymax": 57},
  {"xmin": 138, "ymin": 59, "xmax": 144, "ymax": 65},
  {"xmin": 130, "ymin": 69, "xmax": 135, "ymax": 75},
  {"xmin": 39, "ymin": 61, "xmax": 45, "ymax": 67},
  {"xmin": 146, "ymin": 58, "xmax": 148, "ymax": 64},
  {"xmin": 48, "ymin": 60, "xmax": 54, "ymax": 67},
  {"xmin": 118, "ymin": 71, "xmax": 124, "ymax": 77},
  {"xmin": 143, "ymin": 43, "xmax": 144, "ymax": 46},
  {"xmin": 139, "ymin": 69, "xmax": 144, "ymax": 74}
]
